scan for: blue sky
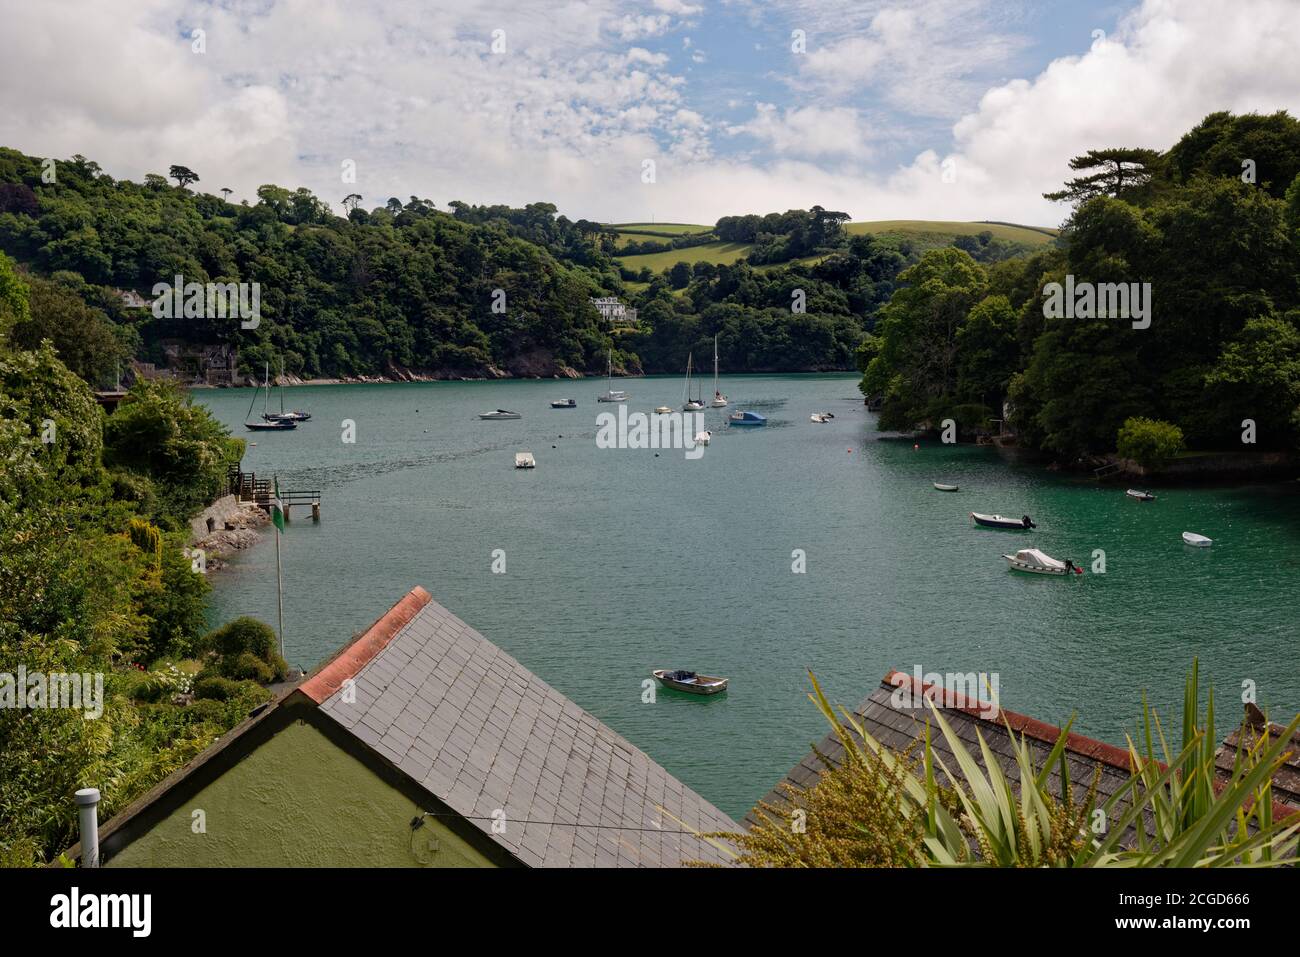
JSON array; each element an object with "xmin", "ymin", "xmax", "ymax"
[{"xmin": 3, "ymin": 0, "xmax": 1298, "ymax": 227}]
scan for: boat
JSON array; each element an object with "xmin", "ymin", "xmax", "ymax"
[
  {"xmin": 933, "ymin": 482, "xmax": 959, "ymax": 492},
  {"xmin": 597, "ymin": 348, "xmax": 629, "ymax": 402},
  {"xmin": 694, "ymin": 430, "xmax": 712, "ymax": 446},
  {"xmin": 1003, "ymin": 548, "xmax": 1082, "ymax": 576},
  {"xmin": 244, "ymin": 361, "xmax": 298, "ymax": 431},
  {"xmin": 653, "ymin": 406, "xmax": 672, "ymax": 415},
  {"xmin": 710, "ymin": 335, "xmax": 728, "ymax": 407},
  {"xmin": 479, "ymin": 409, "xmax": 521, "ymax": 420},
  {"xmin": 514, "ymin": 452, "xmax": 536, "ymax": 469},
  {"xmin": 971, "ymin": 512, "xmax": 1035, "ymax": 529},
  {"xmin": 1182, "ymin": 531, "xmax": 1212, "ymax": 547},
  {"xmin": 810, "ymin": 412, "xmax": 835, "ymax": 423},
  {"xmin": 550, "ymin": 398, "xmax": 576, "ymax": 409},
  {"xmin": 262, "ymin": 358, "xmax": 311, "ymax": 421},
  {"xmin": 682, "ymin": 352, "xmax": 705, "ymax": 411},
  {"xmin": 729, "ymin": 410, "xmax": 766, "ymax": 427},
  {"xmin": 1126, "ymin": 489, "xmax": 1156, "ymax": 501},
  {"xmin": 652, "ymin": 669, "xmax": 729, "ymax": 695}
]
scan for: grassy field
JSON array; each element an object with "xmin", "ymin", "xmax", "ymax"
[{"xmin": 612, "ymin": 219, "xmax": 1059, "ymax": 277}]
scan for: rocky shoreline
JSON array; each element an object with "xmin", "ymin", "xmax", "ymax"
[{"xmin": 191, "ymin": 502, "xmax": 270, "ymax": 573}]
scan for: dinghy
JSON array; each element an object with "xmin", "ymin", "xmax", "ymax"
[
  {"xmin": 972, "ymin": 512, "xmax": 1035, "ymax": 529},
  {"xmin": 810, "ymin": 412, "xmax": 835, "ymax": 423},
  {"xmin": 694, "ymin": 430, "xmax": 712, "ymax": 446},
  {"xmin": 653, "ymin": 406, "xmax": 672, "ymax": 414},
  {"xmin": 1126, "ymin": 489, "xmax": 1155, "ymax": 501},
  {"xmin": 1182, "ymin": 531, "xmax": 1212, "ymax": 547},
  {"xmin": 652, "ymin": 669, "xmax": 729, "ymax": 695},
  {"xmin": 479, "ymin": 409, "xmax": 521, "ymax": 420},
  {"xmin": 933, "ymin": 482, "xmax": 959, "ymax": 492},
  {"xmin": 1003, "ymin": 547, "xmax": 1082, "ymax": 576}
]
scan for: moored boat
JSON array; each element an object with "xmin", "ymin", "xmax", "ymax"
[
  {"xmin": 479, "ymin": 409, "xmax": 521, "ymax": 420},
  {"xmin": 729, "ymin": 410, "xmax": 766, "ymax": 427},
  {"xmin": 710, "ymin": 335, "xmax": 728, "ymax": 407},
  {"xmin": 550, "ymin": 398, "xmax": 576, "ymax": 409},
  {"xmin": 652, "ymin": 669, "xmax": 729, "ymax": 695},
  {"xmin": 245, "ymin": 419, "xmax": 297, "ymax": 431},
  {"xmin": 682, "ymin": 352, "xmax": 705, "ymax": 411},
  {"xmin": 972, "ymin": 512, "xmax": 1035, "ymax": 529},
  {"xmin": 514, "ymin": 452, "xmax": 536, "ymax": 469},
  {"xmin": 1126, "ymin": 489, "xmax": 1156, "ymax": 501},
  {"xmin": 694, "ymin": 430, "xmax": 712, "ymax": 446},
  {"xmin": 933, "ymin": 482, "xmax": 959, "ymax": 492},
  {"xmin": 597, "ymin": 348, "xmax": 629, "ymax": 402},
  {"xmin": 1003, "ymin": 548, "xmax": 1082, "ymax": 576},
  {"xmin": 1182, "ymin": 531, "xmax": 1212, "ymax": 547},
  {"xmin": 653, "ymin": 406, "xmax": 672, "ymax": 414},
  {"xmin": 810, "ymin": 412, "xmax": 835, "ymax": 423}
]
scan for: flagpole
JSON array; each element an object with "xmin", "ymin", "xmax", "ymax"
[{"xmin": 275, "ymin": 518, "xmax": 284, "ymax": 661}]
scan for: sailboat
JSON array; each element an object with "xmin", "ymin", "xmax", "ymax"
[
  {"xmin": 245, "ymin": 362, "xmax": 297, "ymax": 431},
  {"xmin": 596, "ymin": 348, "xmax": 629, "ymax": 402},
  {"xmin": 683, "ymin": 352, "xmax": 705, "ymax": 411},
  {"xmin": 710, "ymin": 335, "xmax": 728, "ymax": 407},
  {"xmin": 263, "ymin": 358, "xmax": 311, "ymax": 422}
]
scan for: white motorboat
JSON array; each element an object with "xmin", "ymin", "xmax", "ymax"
[
  {"xmin": 682, "ymin": 352, "xmax": 705, "ymax": 411},
  {"xmin": 1126, "ymin": 489, "xmax": 1156, "ymax": 501},
  {"xmin": 1003, "ymin": 548, "xmax": 1081, "ymax": 576},
  {"xmin": 550, "ymin": 398, "xmax": 576, "ymax": 409},
  {"xmin": 514, "ymin": 452, "xmax": 536, "ymax": 469},
  {"xmin": 710, "ymin": 335, "xmax": 728, "ymax": 407},
  {"xmin": 1182, "ymin": 531, "xmax": 1212, "ymax": 547},
  {"xmin": 972, "ymin": 512, "xmax": 1035, "ymax": 529},
  {"xmin": 653, "ymin": 406, "xmax": 672, "ymax": 415},
  {"xmin": 933, "ymin": 482, "xmax": 959, "ymax": 492},
  {"xmin": 810, "ymin": 412, "xmax": 836, "ymax": 423},
  {"xmin": 479, "ymin": 409, "xmax": 521, "ymax": 420},
  {"xmin": 694, "ymin": 430, "xmax": 712, "ymax": 446},
  {"xmin": 597, "ymin": 348, "xmax": 629, "ymax": 402}
]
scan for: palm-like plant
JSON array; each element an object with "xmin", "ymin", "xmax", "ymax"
[{"xmin": 793, "ymin": 661, "xmax": 1299, "ymax": 867}]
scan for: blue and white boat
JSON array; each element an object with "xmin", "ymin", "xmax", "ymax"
[{"xmin": 728, "ymin": 410, "xmax": 766, "ymax": 427}]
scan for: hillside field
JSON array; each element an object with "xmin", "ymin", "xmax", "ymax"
[{"xmin": 611, "ymin": 219, "xmax": 1060, "ymax": 276}]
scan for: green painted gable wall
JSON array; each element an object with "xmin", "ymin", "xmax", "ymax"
[{"xmin": 106, "ymin": 719, "xmax": 496, "ymax": 867}]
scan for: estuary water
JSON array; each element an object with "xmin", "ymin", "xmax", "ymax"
[{"xmin": 199, "ymin": 374, "xmax": 1300, "ymax": 820}]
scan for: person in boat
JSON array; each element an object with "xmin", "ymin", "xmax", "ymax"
[{"xmin": 1022, "ymin": 515, "xmax": 1035, "ymax": 529}]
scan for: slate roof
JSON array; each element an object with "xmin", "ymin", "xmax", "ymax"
[
  {"xmin": 744, "ymin": 671, "xmax": 1300, "ymax": 839},
  {"xmin": 307, "ymin": 587, "xmax": 739, "ymax": 867},
  {"xmin": 744, "ymin": 670, "xmax": 1144, "ymax": 835}
]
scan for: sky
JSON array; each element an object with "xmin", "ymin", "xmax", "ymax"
[{"xmin": 3, "ymin": 0, "xmax": 1300, "ymax": 229}]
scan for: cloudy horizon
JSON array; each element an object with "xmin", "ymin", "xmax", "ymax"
[{"xmin": 3, "ymin": 0, "xmax": 1299, "ymax": 227}]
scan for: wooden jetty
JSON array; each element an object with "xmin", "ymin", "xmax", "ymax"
[{"xmin": 227, "ymin": 465, "xmax": 321, "ymax": 521}]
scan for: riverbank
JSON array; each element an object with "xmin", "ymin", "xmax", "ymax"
[{"xmin": 190, "ymin": 497, "xmax": 270, "ymax": 574}]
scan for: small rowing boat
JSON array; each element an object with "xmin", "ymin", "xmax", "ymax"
[
  {"xmin": 1182, "ymin": 531, "xmax": 1212, "ymax": 547},
  {"xmin": 1126, "ymin": 489, "xmax": 1155, "ymax": 501},
  {"xmin": 652, "ymin": 669, "xmax": 729, "ymax": 695},
  {"xmin": 933, "ymin": 482, "xmax": 959, "ymax": 492}
]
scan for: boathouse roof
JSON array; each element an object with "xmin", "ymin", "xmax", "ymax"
[
  {"xmin": 744, "ymin": 670, "xmax": 1300, "ymax": 836},
  {"xmin": 64, "ymin": 587, "xmax": 739, "ymax": 868}
]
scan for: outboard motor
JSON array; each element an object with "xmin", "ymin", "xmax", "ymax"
[{"xmin": 1022, "ymin": 515, "xmax": 1036, "ymax": 529}]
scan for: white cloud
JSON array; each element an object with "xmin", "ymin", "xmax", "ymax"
[
  {"xmin": 728, "ymin": 103, "xmax": 874, "ymax": 160},
  {"xmin": 1, "ymin": 0, "xmax": 1298, "ymax": 229}
]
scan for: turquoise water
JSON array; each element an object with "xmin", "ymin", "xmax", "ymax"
[{"xmin": 198, "ymin": 375, "xmax": 1300, "ymax": 820}]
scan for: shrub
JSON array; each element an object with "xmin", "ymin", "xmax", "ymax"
[
  {"xmin": 193, "ymin": 675, "xmax": 242, "ymax": 701},
  {"xmin": 201, "ymin": 616, "xmax": 287, "ymax": 682},
  {"xmin": 1117, "ymin": 416, "xmax": 1185, "ymax": 471}
]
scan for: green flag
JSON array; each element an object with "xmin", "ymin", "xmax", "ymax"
[{"xmin": 272, "ymin": 478, "xmax": 285, "ymax": 532}]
